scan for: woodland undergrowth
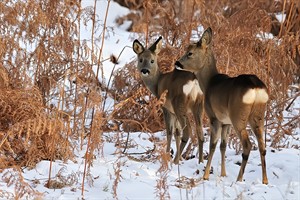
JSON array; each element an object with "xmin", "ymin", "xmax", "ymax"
[{"xmin": 0, "ymin": 0, "xmax": 299, "ymax": 199}]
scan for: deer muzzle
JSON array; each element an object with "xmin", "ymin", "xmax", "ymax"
[
  {"xmin": 141, "ymin": 69, "xmax": 150, "ymax": 76},
  {"xmin": 175, "ymin": 61, "xmax": 184, "ymax": 70}
]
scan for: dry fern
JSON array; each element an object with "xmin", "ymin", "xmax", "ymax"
[
  {"xmin": 0, "ymin": 168, "xmax": 43, "ymax": 199},
  {"xmin": 116, "ymin": 0, "xmax": 300, "ymax": 149},
  {"xmin": 0, "ymin": 87, "xmax": 72, "ymax": 168}
]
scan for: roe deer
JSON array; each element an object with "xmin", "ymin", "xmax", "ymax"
[
  {"xmin": 133, "ymin": 37, "xmax": 204, "ymax": 164},
  {"xmin": 175, "ymin": 27, "xmax": 269, "ymax": 184}
]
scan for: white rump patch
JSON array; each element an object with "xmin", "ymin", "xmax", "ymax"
[
  {"xmin": 255, "ymin": 88, "xmax": 269, "ymax": 103},
  {"xmin": 242, "ymin": 89, "xmax": 256, "ymax": 104},
  {"xmin": 183, "ymin": 80, "xmax": 203, "ymax": 101},
  {"xmin": 242, "ymin": 88, "xmax": 269, "ymax": 104}
]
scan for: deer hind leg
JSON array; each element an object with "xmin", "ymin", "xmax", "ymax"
[
  {"xmin": 162, "ymin": 108, "xmax": 175, "ymax": 155},
  {"xmin": 172, "ymin": 97, "xmax": 191, "ymax": 164},
  {"xmin": 173, "ymin": 114, "xmax": 190, "ymax": 164},
  {"xmin": 236, "ymin": 128, "xmax": 252, "ymax": 182},
  {"xmin": 249, "ymin": 108, "xmax": 268, "ymax": 184},
  {"xmin": 203, "ymin": 118, "xmax": 222, "ymax": 180},
  {"xmin": 220, "ymin": 125, "xmax": 231, "ymax": 177},
  {"xmin": 192, "ymin": 97, "xmax": 204, "ymax": 163},
  {"xmin": 173, "ymin": 118, "xmax": 182, "ymax": 164}
]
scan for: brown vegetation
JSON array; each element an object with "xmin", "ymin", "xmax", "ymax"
[
  {"xmin": 0, "ymin": 0, "xmax": 299, "ymax": 198},
  {"xmin": 115, "ymin": 0, "xmax": 300, "ymax": 148}
]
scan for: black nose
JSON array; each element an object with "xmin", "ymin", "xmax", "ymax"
[
  {"xmin": 141, "ymin": 69, "xmax": 150, "ymax": 75},
  {"xmin": 175, "ymin": 61, "xmax": 183, "ymax": 69}
]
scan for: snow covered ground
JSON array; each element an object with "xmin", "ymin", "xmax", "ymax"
[
  {"xmin": 1, "ymin": 129, "xmax": 299, "ymax": 199},
  {"xmin": 1, "ymin": 1, "xmax": 299, "ymax": 199}
]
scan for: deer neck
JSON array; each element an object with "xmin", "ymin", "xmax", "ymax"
[
  {"xmin": 196, "ymin": 56, "xmax": 218, "ymax": 94},
  {"xmin": 142, "ymin": 70, "xmax": 161, "ymax": 98}
]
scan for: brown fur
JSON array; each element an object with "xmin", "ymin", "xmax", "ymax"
[
  {"xmin": 176, "ymin": 27, "xmax": 268, "ymax": 184},
  {"xmin": 133, "ymin": 37, "xmax": 205, "ymax": 164}
]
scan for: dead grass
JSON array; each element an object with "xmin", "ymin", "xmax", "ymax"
[
  {"xmin": 116, "ymin": 0, "xmax": 299, "ymax": 148},
  {"xmin": 0, "ymin": 168, "xmax": 43, "ymax": 199},
  {"xmin": 0, "ymin": 0, "xmax": 299, "ymax": 198}
]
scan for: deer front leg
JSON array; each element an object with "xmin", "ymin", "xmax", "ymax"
[{"xmin": 203, "ymin": 119, "xmax": 222, "ymax": 180}]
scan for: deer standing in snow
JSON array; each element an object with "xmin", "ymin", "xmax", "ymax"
[
  {"xmin": 133, "ymin": 37, "xmax": 204, "ymax": 164},
  {"xmin": 175, "ymin": 27, "xmax": 269, "ymax": 184}
]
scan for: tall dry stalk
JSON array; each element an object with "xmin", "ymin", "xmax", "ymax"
[
  {"xmin": 81, "ymin": 0, "xmax": 111, "ymax": 197},
  {"xmin": 81, "ymin": 0, "xmax": 98, "ymax": 196}
]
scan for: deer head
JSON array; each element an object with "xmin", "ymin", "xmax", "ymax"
[
  {"xmin": 133, "ymin": 37, "xmax": 162, "ymax": 77},
  {"xmin": 175, "ymin": 27, "xmax": 215, "ymax": 73}
]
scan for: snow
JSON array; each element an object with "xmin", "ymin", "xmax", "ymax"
[
  {"xmin": 1, "ymin": 1, "xmax": 299, "ymax": 199},
  {"xmin": 1, "ymin": 131, "xmax": 299, "ymax": 199},
  {"xmin": 275, "ymin": 13, "xmax": 286, "ymax": 23},
  {"xmin": 80, "ymin": 0, "xmax": 136, "ymax": 87}
]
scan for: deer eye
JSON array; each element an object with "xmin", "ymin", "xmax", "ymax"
[
  {"xmin": 188, "ymin": 52, "xmax": 193, "ymax": 57},
  {"xmin": 139, "ymin": 58, "xmax": 143, "ymax": 62},
  {"xmin": 151, "ymin": 60, "xmax": 154, "ymax": 63}
]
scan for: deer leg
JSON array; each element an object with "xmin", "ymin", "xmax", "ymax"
[
  {"xmin": 220, "ymin": 125, "xmax": 231, "ymax": 177},
  {"xmin": 192, "ymin": 98, "xmax": 204, "ymax": 163},
  {"xmin": 253, "ymin": 126, "xmax": 268, "ymax": 184},
  {"xmin": 203, "ymin": 119, "xmax": 222, "ymax": 180},
  {"xmin": 162, "ymin": 108, "xmax": 174, "ymax": 155},
  {"xmin": 172, "ymin": 97, "xmax": 191, "ymax": 164},
  {"xmin": 250, "ymin": 115, "xmax": 268, "ymax": 184},
  {"xmin": 236, "ymin": 129, "xmax": 252, "ymax": 182},
  {"xmin": 173, "ymin": 114, "xmax": 190, "ymax": 164},
  {"xmin": 174, "ymin": 122, "xmax": 181, "ymax": 164}
]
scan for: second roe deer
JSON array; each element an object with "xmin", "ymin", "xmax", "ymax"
[
  {"xmin": 175, "ymin": 27, "xmax": 269, "ymax": 184},
  {"xmin": 133, "ymin": 37, "xmax": 204, "ymax": 164}
]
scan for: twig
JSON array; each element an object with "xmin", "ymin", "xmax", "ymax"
[
  {"xmin": 178, "ymin": 164, "xmax": 183, "ymax": 200},
  {"xmin": 97, "ymin": 0, "xmax": 111, "ymax": 82},
  {"xmin": 124, "ymin": 145, "xmax": 156, "ymax": 155},
  {"xmin": 0, "ymin": 131, "xmax": 10, "ymax": 149},
  {"xmin": 122, "ymin": 132, "xmax": 130, "ymax": 154},
  {"xmin": 73, "ymin": 0, "xmax": 82, "ymax": 150},
  {"xmin": 278, "ymin": 0, "xmax": 287, "ymax": 38},
  {"xmin": 145, "ymin": 0, "xmax": 149, "ymax": 45},
  {"xmin": 102, "ymin": 45, "xmax": 132, "ymax": 111},
  {"xmin": 285, "ymin": 92, "xmax": 300, "ymax": 111}
]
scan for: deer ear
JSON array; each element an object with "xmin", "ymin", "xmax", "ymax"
[
  {"xmin": 149, "ymin": 36, "xmax": 163, "ymax": 54},
  {"xmin": 133, "ymin": 40, "xmax": 145, "ymax": 54},
  {"xmin": 197, "ymin": 27, "xmax": 212, "ymax": 47}
]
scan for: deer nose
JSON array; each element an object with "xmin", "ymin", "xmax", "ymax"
[
  {"xmin": 141, "ymin": 69, "xmax": 150, "ymax": 76},
  {"xmin": 175, "ymin": 61, "xmax": 184, "ymax": 69}
]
